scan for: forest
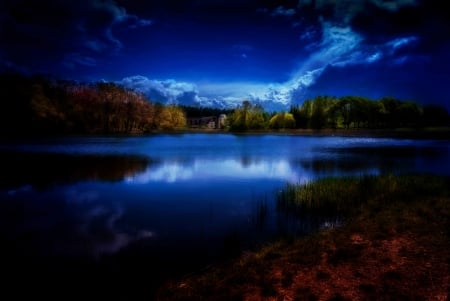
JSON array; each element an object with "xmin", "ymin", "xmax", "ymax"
[
  {"xmin": 228, "ymin": 97, "xmax": 449, "ymax": 131},
  {"xmin": 0, "ymin": 74, "xmax": 186, "ymax": 135},
  {"xmin": 0, "ymin": 73, "xmax": 448, "ymax": 135}
]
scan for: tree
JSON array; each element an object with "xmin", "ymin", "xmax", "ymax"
[
  {"xmin": 269, "ymin": 112, "xmax": 296, "ymax": 129},
  {"xmin": 397, "ymin": 101, "xmax": 421, "ymax": 127},
  {"xmin": 422, "ymin": 104, "xmax": 449, "ymax": 127},
  {"xmin": 380, "ymin": 96, "xmax": 400, "ymax": 128},
  {"xmin": 228, "ymin": 100, "xmax": 268, "ymax": 131},
  {"xmin": 290, "ymin": 104, "xmax": 309, "ymax": 129},
  {"xmin": 158, "ymin": 106, "xmax": 187, "ymax": 130},
  {"xmin": 310, "ymin": 96, "xmax": 327, "ymax": 129}
]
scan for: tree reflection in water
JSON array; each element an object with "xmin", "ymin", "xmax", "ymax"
[{"xmin": 0, "ymin": 151, "xmax": 152, "ymax": 189}]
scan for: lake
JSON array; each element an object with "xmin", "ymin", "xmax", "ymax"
[{"xmin": 0, "ymin": 134, "xmax": 449, "ymax": 298}]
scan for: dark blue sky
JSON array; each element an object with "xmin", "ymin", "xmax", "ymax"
[{"xmin": 1, "ymin": 0, "xmax": 449, "ymax": 110}]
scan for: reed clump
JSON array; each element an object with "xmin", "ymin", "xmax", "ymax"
[
  {"xmin": 158, "ymin": 174, "xmax": 450, "ymax": 301},
  {"xmin": 277, "ymin": 173, "xmax": 450, "ymax": 218}
]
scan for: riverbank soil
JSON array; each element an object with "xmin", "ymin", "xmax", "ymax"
[{"xmin": 158, "ymin": 183, "xmax": 450, "ymax": 300}]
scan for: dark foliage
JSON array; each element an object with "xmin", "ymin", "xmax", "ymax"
[{"xmin": 0, "ymin": 73, "xmax": 186, "ymax": 136}]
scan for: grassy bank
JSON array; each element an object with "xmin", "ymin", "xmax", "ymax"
[{"xmin": 157, "ymin": 174, "xmax": 450, "ymax": 300}]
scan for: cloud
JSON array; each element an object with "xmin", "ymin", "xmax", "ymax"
[
  {"xmin": 118, "ymin": 20, "xmax": 385, "ymax": 110},
  {"xmin": 279, "ymin": 11, "xmax": 423, "ymax": 105},
  {"xmin": 129, "ymin": 18, "xmax": 153, "ymax": 29},
  {"xmin": 226, "ymin": 24, "xmax": 420, "ymax": 108},
  {"xmin": 297, "ymin": 0, "xmax": 418, "ymax": 24},
  {"xmin": 198, "ymin": 81, "xmax": 303, "ymax": 111},
  {"xmin": 120, "ymin": 75, "xmax": 297, "ymax": 110},
  {"xmin": 112, "ymin": 1, "xmax": 437, "ymax": 111},
  {"xmin": 257, "ymin": 23, "xmax": 368, "ymax": 105},
  {"xmin": 272, "ymin": 6, "xmax": 296, "ymax": 17},
  {"xmin": 387, "ymin": 36, "xmax": 419, "ymax": 50},
  {"xmin": 119, "ymin": 15, "xmax": 423, "ymax": 111},
  {"xmin": 125, "ymin": 159, "xmax": 301, "ymax": 184},
  {"xmin": 0, "ymin": 0, "xmax": 152, "ymax": 71},
  {"xmin": 369, "ymin": 0, "xmax": 417, "ymax": 11},
  {"xmin": 300, "ymin": 27, "xmax": 318, "ymax": 41},
  {"xmin": 120, "ymin": 76, "xmax": 203, "ymax": 106},
  {"xmin": 63, "ymin": 53, "xmax": 97, "ymax": 68},
  {"xmin": 303, "ymin": 23, "xmax": 364, "ymax": 70}
]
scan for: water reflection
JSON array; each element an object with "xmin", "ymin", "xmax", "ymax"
[
  {"xmin": 305, "ymin": 144, "xmax": 450, "ymax": 175},
  {"xmin": 0, "ymin": 151, "xmax": 151, "ymax": 189},
  {"xmin": 125, "ymin": 159, "xmax": 301, "ymax": 183},
  {"xmin": 0, "ymin": 151, "xmax": 156, "ymax": 260},
  {"xmin": 0, "ymin": 135, "xmax": 448, "ymax": 298},
  {"xmin": 0, "ymin": 187, "xmax": 156, "ymax": 259}
]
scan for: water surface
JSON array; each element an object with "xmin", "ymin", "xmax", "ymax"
[{"xmin": 1, "ymin": 134, "xmax": 448, "ymax": 297}]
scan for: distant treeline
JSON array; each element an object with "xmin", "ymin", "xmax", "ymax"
[
  {"xmin": 0, "ymin": 74, "xmax": 186, "ymax": 135},
  {"xmin": 1, "ymin": 74, "xmax": 448, "ymax": 135},
  {"xmin": 180, "ymin": 105, "xmax": 233, "ymax": 118},
  {"xmin": 290, "ymin": 96, "xmax": 449, "ymax": 129},
  {"xmin": 227, "ymin": 97, "xmax": 449, "ymax": 131}
]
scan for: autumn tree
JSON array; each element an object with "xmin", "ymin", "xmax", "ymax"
[
  {"xmin": 158, "ymin": 105, "xmax": 187, "ymax": 130},
  {"xmin": 269, "ymin": 112, "xmax": 296, "ymax": 129}
]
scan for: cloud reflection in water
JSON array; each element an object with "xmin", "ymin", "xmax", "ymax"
[
  {"xmin": 63, "ymin": 189, "xmax": 156, "ymax": 258},
  {"xmin": 124, "ymin": 159, "xmax": 303, "ymax": 184}
]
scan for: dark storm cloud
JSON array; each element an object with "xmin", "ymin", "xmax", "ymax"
[
  {"xmin": 297, "ymin": 0, "xmax": 418, "ymax": 23},
  {"xmin": 295, "ymin": 0, "xmax": 450, "ymax": 50},
  {"xmin": 289, "ymin": 0, "xmax": 450, "ymax": 108},
  {"xmin": 0, "ymin": 0, "xmax": 152, "ymax": 73}
]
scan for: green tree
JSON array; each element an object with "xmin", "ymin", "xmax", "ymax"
[
  {"xmin": 269, "ymin": 112, "xmax": 296, "ymax": 129},
  {"xmin": 397, "ymin": 101, "xmax": 421, "ymax": 127},
  {"xmin": 290, "ymin": 104, "xmax": 309, "ymax": 128},
  {"xmin": 379, "ymin": 96, "xmax": 400, "ymax": 128},
  {"xmin": 310, "ymin": 96, "xmax": 328, "ymax": 129},
  {"xmin": 228, "ymin": 101, "xmax": 268, "ymax": 131}
]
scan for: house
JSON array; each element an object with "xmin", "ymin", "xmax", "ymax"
[{"xmin": 187, "ymin": 114, "xmax": 227, "ymax": 129}]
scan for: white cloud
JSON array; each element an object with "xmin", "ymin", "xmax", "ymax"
[
  {"xmin": 388, "ymin": 36, "xmax": 419, "ymax": 50},
  {"xmin": 119, "ymin": 23, "xmax": 374, "ymax": 110},
  {"xmin": 120, "ymin": 24, "xmax": 417, "ymax": 110},
  {"xmin": 272, "ymin": 6, "xmax": 296, "ymax": 17},
  {"xmin": 199, "ymin": 81, "xmax": 299, "ymax": 110},
  {"xmin": 125, "ymin": 159, "xmax": 301, "ymax": 184},
  {"xmin": 300, "ymin": 28, "xmax": 317, "ymax": 41},
  {"xmin": 120, "ymin": 76, "xmax": 202, "ymax": 106},
  {"xmin": 367, "ymin": 52, "xmax": 382, "ymax": 63},
  {"xmin": 301, "ymin": 23, "xmax": 363, "ymax": 71}
]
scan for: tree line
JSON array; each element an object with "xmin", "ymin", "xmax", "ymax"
[
  {"xmin": 1, "ymin": 74, "xmax": 448, "ymax": 135},
  {"xmin": 0, "ymin": 74, "xmax": 186, "ymax": 136},
  {"xmin": 227, "ymin": 96, "xmax": 449, "ymax": 131}
]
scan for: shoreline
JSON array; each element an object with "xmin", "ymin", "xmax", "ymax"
[
  {"xmin": 1, "ymin": 127, "xmax": 449, "ymax": 140},
  {"xmin": 173, "ymin": 127, "xmax": 450, "ymax": 140},
  {"xmin": 157, "ymin": 174, "xmax": 450, "ymax": 300}
]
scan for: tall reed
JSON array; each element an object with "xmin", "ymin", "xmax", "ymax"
[{"xmin": 277, "ymin": 174, "xmax": 450, "ymax": 218}]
